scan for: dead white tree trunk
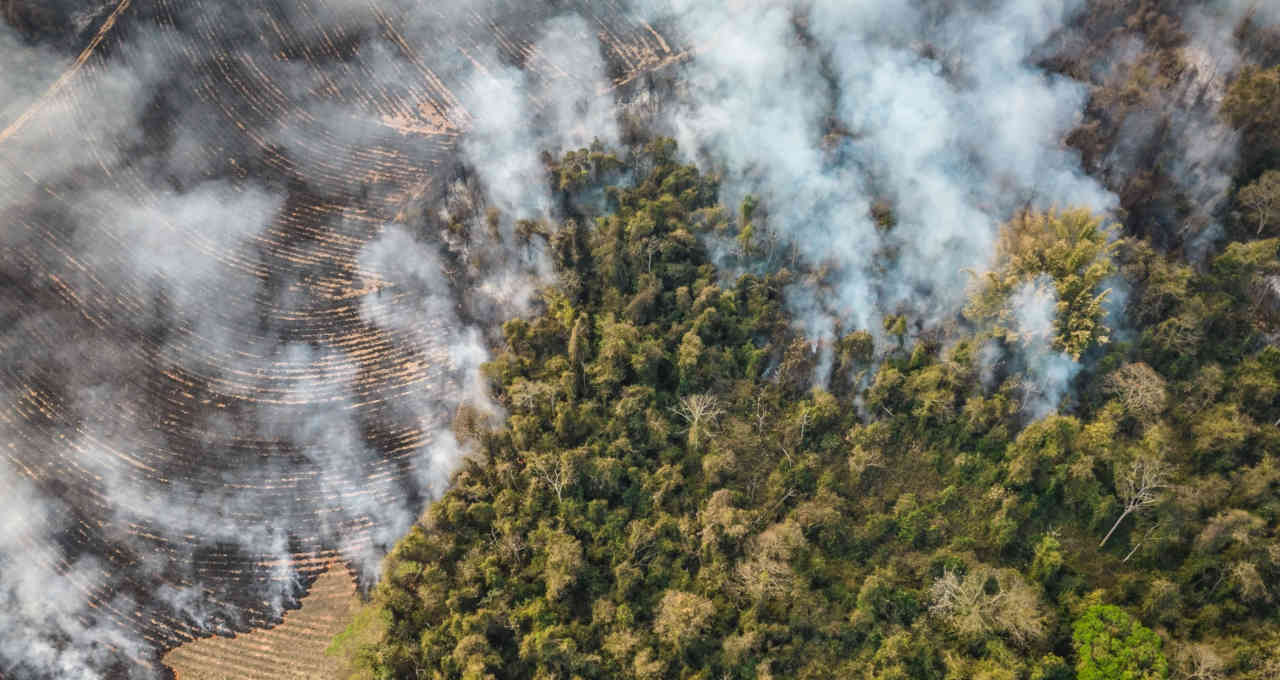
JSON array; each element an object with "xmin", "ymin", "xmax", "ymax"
[
  {"xmin": 532, "ymin": 453, "xmax": 570, "ymax": 504},
  {"xmin": 673, "ymin": 393, "xmax": 723, "ymax": 448},
  {"xmin": 1100, "ymin": 457, "xmax": 1170, "ymax": 548},
  {"xmin": 1122, "ymin": 521, "xmax": 1163, "ymax": 563}
]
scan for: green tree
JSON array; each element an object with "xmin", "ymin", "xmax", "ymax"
[
  {"xmin": 340, "ymin": 139, "xmax": 1280, "ymax": 680},
  {"xmin": 1222, "ymin": 65, "xmax": 1280, "ymax": 152},
  {"xmin": 541, "ymin": 529, "xmax": 585, "ymax": 600},
  {"xmin": 1030, "ymin": 534, "xmax": 1064, "ymax": 586},
  {"xmin": 1072, "ymin": 605, "xmax": 1169, "ymax": 680},
  {"xmin": 1237, "ymin": 170, "xmax": 1280, "ymax": 236},
  {"xmin": 677, "ymin": 329, "xmax": 706, "ymax": 393},
  {"xmin": 966, "ymin": 209, "xmax": 1116, "ymax": 359},
  {"xmin": 589, "ymin": 315, "xmax": 639, "ymax": 396}
]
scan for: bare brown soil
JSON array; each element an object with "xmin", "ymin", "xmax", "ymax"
[{"xmin": 162, "ymin": 561, "xmax": 359, "ymax": 680}]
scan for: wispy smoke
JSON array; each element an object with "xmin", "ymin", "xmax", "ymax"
[
  {"xmin": 1054, "ymin": 0, "xmax": 1277, "ymax": 254},
  {"xmin": 1007, "ymin": 277, "xmax": 1082, "ymax": 420},
  {"xmin": 355, "ymin": 224, "xmax": 490, "ymax": 500},
  {"xmin": 0, "ymin": 2, "xmax": 619, "ymax": 678},
  {"xmin": 639, "ymin": 0, "xmax": 1115, "ymax": 406},
  {"xmin": 1166, "ymin": 1, "xmax": 1275, "ymax": 252}
]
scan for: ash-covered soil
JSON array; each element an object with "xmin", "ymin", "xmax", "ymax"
[{"xmin": 0, "ymin": 2, "xmax": 680, "ymax": 677}]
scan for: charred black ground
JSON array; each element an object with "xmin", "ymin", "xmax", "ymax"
[{"xmin": 1, "ymin": 2, "xmax": 681, "ymax": 676}]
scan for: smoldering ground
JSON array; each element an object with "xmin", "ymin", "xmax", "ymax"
[{"xmin": 0, "ymin": 0, "xmax": 1270, "ymax": 677}]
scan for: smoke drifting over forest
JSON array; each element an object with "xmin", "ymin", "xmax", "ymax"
[
  {"xmin": 0, "ymin": 0, "xmax": 1270, "ymax": 677},
  {"xmin": 645, "ymin": 0, "xmax": 1119, "ymax": 414}
]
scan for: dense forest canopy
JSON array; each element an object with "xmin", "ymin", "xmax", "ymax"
[
  {"xmin": 320, "ymin": 2, "xmax": 1280, "ymax": 677},
  {"xmin": 332, "ymin": 129, "xmax": 1280, "ymax": 678}
]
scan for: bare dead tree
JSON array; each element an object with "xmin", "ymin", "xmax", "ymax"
[
  {"xmin": 673, "ymin": 393, "xmax": 724, "ymax": 426},
  {"xmin": 1100, "ymin": 456, "xmax": 1171, "ymax": 548},
  {"xmin": 753, "ymin": 394, "xmax": 770, "ymax": 435},
  {"xmin": 929, "ymin": 566, "xmax": 1047, "ymax": 646},
  {"xmin": 1104, "ymin": 362, "xmax": 1168, "ymax": 422},
  {"xmin": 778, "ymin": 407, "xmax": 812, "ymax": 465},
  {"xmin": 1176, "ymin": 642, "xmax": 1226, "ymax": 680},
  {"xmin": 531, "ymin": 453, "xmax": 572, "ymax": 504},
  {"xmin": 673, "ymin": 393, "xmax": 724, "ymax": 447},
  {"xmin": 489, "ymin": 527, "xmax": 527, "ymax": 566},
  {"xmin": 736, "ymin": 553, "xmax": 796, "ymax": 600},
  {"xmin": 1122, "ymin": 520, "xmax": 1164, "ymax": 563}
]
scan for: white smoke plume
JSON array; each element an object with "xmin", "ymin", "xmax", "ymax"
[
  {"xmin": 1007, "ymin": 277, "xmax": 1082, "ymax": 420},
  {"xmin": 454, "ymin": 13, "xmax": 624, "ymax": 318},
  {"xmin": 0, "ymin": 450, "xmax": 149, "ymax": 680},
  {"xmin": 639, "ymin": 0, "xmax": 1115, "ymax": 404}
]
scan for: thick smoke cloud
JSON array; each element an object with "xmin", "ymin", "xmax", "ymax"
[
  {"xmin": 0, "ymin": 452, "xmax": 147, "ymax": 680},
  {"xmin": 640, "ymin": 0, "xmax": 1115, "ymax": 411},
  {"xmin": 0, "ymin": 23, "xmax": 66, "ymax": 130}
]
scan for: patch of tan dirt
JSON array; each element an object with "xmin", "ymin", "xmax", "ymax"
[{"xmin": 163, "ymin": 561, "xmax": 359, "ymax": 680}]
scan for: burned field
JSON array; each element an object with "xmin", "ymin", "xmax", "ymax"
[{"xmin": 0, "ymin": 2, "xmax": 680, "ymax": 677}]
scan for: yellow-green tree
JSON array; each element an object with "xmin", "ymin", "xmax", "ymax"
[
  {"xmin": 1072, "ymin": 605, "xmax": 1168, "ymax": 680},
  {"xmin": 1222, "ymin": 65, "xmax": 1280, "ymax": 152},
  {"xmin": 966, "ymin": 209, "xmax": 1116, "ymax": 359},
  {"xmin": 1238, "ymin": 170, "xmax": 1280, "ymax": 236}
]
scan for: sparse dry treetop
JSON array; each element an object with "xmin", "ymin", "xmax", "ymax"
[
  {"xmin": 529, "ymin": 450, "xmax": 575, "ymax": 504},
  {"xmin": 1104, "ymin": 362, "xmax": 1168, "ymax": 422},
  {"xmin": 929, "ymin": 565, "xmax": 1047, "ymax": 647}
]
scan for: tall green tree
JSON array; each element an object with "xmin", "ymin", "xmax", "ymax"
[{"xmin": 1072, "ymin": 605, "xmax": 1169, "ymax": 680}]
